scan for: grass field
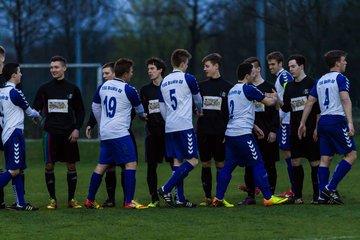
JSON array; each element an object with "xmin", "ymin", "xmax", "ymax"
[{"xmin": 1, "ymin": 136, "xmax": 360, "ymax": 240}]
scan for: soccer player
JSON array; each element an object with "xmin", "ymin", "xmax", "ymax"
[
  {"xmin": 85, "ymin": 58, "xmax": 148, "ymax": 209},
  {"xmin": 281, "ymin": 55, "xmax": 320, "ymax": 204},
  {"xmin": 196, "ymin": 53, "xmax": 233, "ymax": 206},
  {"xmin": 267, "ymin": 51, "xmax": 295, "ymax": 198},
  {"xmin": 140, "ymin": 57, "xmax": 174, "ymax": 207},
  {"xmin": 298, "ymin": 50, "xmax": 356, "ymax": 204},
  {"xmin": 239, "ymin": 57, "xmax": 280, "ymax": 205},
  {"xmin": 0, "ymin": 63, "xmax": 40, "ymax": 210},
  {"xmin": 212, "ymin": 62, "xmax": 288, "ymax": 207},
  {"xmin": 157, "ymin": 49, "xmax": 202, "ymax": 208},
  {"xmin": 0, "ymin": 45, "xmax": 6, "ymax": 208},
  {"xmin": 33, "ymin": 56, "xmax": 85, "ymax": 209}
]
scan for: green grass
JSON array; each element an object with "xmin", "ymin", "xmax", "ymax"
[{"xmin": 1, "ymin": 136, "xmax": 360, "ymax": 240}]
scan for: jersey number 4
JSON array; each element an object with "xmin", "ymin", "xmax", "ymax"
[{"xmin": 103, "ymin": 96, "xmax": 117, "ymax": 118}]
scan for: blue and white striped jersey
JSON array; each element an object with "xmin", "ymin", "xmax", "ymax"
[
  {"xmin": 92, "ymin": 79, "xmax": 143, "ymax": 140},
  {"xmin": 225, "ymin": 83, "xmax": 265, "ymax": 137},
  {"xmin": 275, "ymin": 68, "xmax": 293, "ymax": 124},
  {"xmin": 0, "ymin": 82, "xmax": 39, "ymax": 144}
]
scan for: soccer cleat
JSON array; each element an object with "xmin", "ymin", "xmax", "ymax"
[
  {"xmin": 84, "ymin": 199, "xmax": 102, "ymax": 209},
  {"xmin": 147, "ymin": 200, "xmax": 160, "ymax": 208},
  {"xmin": 238, "ymin": 185, "xmax": 261, "ymax": 195},
  {"xmin": 175, "ymin": 200, "xmax": 197, "ymax": 208},
  {"xmin": 68, "ymin": 199, "xmax": 82, "ymax": 209},
  {"xmin": 199, "ymin": 198, "xmax": 212, "ymax": 206},
  {"xmin": 124, "ymin": 200, "xmax": 149, "ymax": 209},
  {"xmin": 101, "ymin": 199, "xmax": 115, "ymax": 208},
  {"xmin": 263, "ymin": 195, "xmax": 288, "ymax": 207},
  {"xmin": 47, "ymin": 198, "xmax": 57, "ymax": 209},
  {"xmin": 321, "ymin": 187, "xmax": 344, "ymax": 205},
  {"xmin": 16, "ymin": 203, "xmax": 39, "ymax": 211},
  {"xmin": 239, "ymin": 196, "xmax": 256, "ymax": 205},
  {"xmin": 212, "ymin": 197, "xmax": 234, "ymax": 208},
  {"xmin": 158, "ymin": 187, "xmax": 176, "ymax": 207},
  {"xmin": 6, "ymin": 203, "xmax": 18, "ymax": 210},
  {"xmin": 317, "ymin": 197, "xmax": 330, "ymax": 205},
  {"xmin": 286, "ymin": 196, "xmax": 304, "ymax": 204},
  {"xmin": 277, "ymin": 189, "xmax": 295, "ymax": 198}
]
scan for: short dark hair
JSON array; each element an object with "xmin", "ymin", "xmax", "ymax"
[
  {"xmin": 50, "ymin": 55, "xmax": 67, "ymax": 66},
  {"xmin": 146, "ymin": 57, "xmax": 167, "ymax": 77},
  {"xmin": 266, "ymin": 51, "xmax": 284, "ymax": 63},
  {"xmin": 102, "ymin": 62, "xmax": 115, "ymax": 71},
  {"xmin": 0, "ymin": 45, "xmax": 5, "ymax": 57},
  {"xmin": 2, "ymin": 63, "xmax": 20, "ymax": 81},
  {"xmin": 171, "ymin": 49, "xmax": 192, "ymax": 68},
  {"xmin": 243, "ymin": 56, "xmax": 261, "ymax": 69},
  {"xmin": 288, "ymin": 54, "xmax": 306, "ymax": 69},
  {"xmin": 237, "ymin": 62, "xmax": 253, "ymax": 80},
  {"xmin": 324, "ymin": 50, "xmax": 347, "ymax": 69},
  {"xmin": 201, "ymin": 53, "xmax": 222, "ymax": 67},
  {"xmin": 114, "ymin": 58, "xmax": 134, "ymax": 78}
]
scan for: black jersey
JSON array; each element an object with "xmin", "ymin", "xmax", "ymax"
[
  {"xmin": 197, "ymin": 77, "xmax": 233, "ymax": 135},
  {"xmin": 140, "ymin": 82, "xmax": 165, "ymax": 136},
  {"xmin": 0, "ymin": 74, "xmax": 6, "ymax": 87},
  {"xmin": 253, "ymin": 80, "xmax": 279, "ymax": 136},
  {"xmin": 33, "ymin": 78, "xmax": 85, "ymax": 136},
  {"xmin": 282, "ymin": 76, "xmax": 320, "ymax": 135}
]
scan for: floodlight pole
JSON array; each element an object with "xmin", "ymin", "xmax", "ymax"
[
  {"xmin": 256, "ymin": 0, "xmax": 266, "ymax": 78},
  {"xmin": 75, "ymin": 0, "xmax": 83, "ymax": 92}
]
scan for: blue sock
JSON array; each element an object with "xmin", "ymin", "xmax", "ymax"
[
  {"xmin": 163, "ymin": 161, "xmax": 193, "ymax": 193},
  {"xmin": 318, "ymin": 166, "xmax": 330, "ymax": 198},
  {"xmin": 0, "ymin": 171, "xmax": 12, "ymax": 189},
  {"xmin": 327, "ymin": 160, "xmax": 352, "ymax": 190},
  {"xmin": 172, "ymin": 166, "xmax": 185, "ymax": 202},
  {"xmin": 215, "ymin": 162, "xmax": 236, "ymax": 200},
  {"xmin": 253, "ymin": 163, "xmax": 272, "ymax": 200},
  {"xmin": 285, "ymin": 157, "xmax": 294, "ymax": 191},
  {"xmin": 124, "ymin": 169, "xmax": 136, "ymax": 204},
  {"xmin": 87, "ymin": 172, "xmax": 103, "ymax": 201},
  {"xmin": 12, "ymin": 174, "xmax": 25, "ymax": 206}
]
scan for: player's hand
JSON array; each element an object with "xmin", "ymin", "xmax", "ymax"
[
  {"xmin": 313, "ymin": 128, "xmax": 318, "ymax": 142},
  {"xmin": 86, "ymin": 126, "xmax": 92, "ymax": 139},
  {"xmin": 267, "ymin": 132, "xmax": 276, "ymax": 143},
  {"xmin": 348, "ymin": 122, "xmax": 355, "ymax": 137},
  {"xmin": 254, "ymin": 125, "xmax": 265, "ymax": 139},
  {"xmin": 32, "ymin": 114, "xmax": 42, "ymax": 124},
  {"xmin": 197, "ymin": 110, "xmax": 204, "ymax": 117},
  {"xmin": 298, "ymin": 122, "xmax": 306, "ymax": 140},
  {"xmin": 138, "ymin": 113, "xmax": 148, "ymax": 121},
  {"xmin": 68, "ymin": 129, "xmax": 80, "ymax": 143}
]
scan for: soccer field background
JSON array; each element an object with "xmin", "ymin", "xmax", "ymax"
[{"xmin": 1, "ymin": 137, "xmax": 360, "ymax": 240}]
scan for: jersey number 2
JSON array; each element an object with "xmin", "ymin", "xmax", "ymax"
[
  {"xmin": 103, "ymin": 96, "xmax": 116, "ymax": 118},
  {"xmin": 169, "ymin": 89, "xmax": 177, "ymax": 110},
  {"xmin": 229, "ymin": 100, "xmax": 234, "ymax": 119}
]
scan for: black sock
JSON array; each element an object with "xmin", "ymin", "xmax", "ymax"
[
  {"xmin": 265, "ymin": 162, "xmax": 277, "ymax": 195},
  {"xmin": 293, "ymin": 165, "xmax": 304, "ymax": 198},
  {"xmin": 311, "ymin": 165, "xmax": 319, "ymax": 199},
  {"xmin": 67, "ymin": 170, "xmax": 77, "ymax": 201},
  {"xmin": 147, "ymin": 163, "xmax": 159, "ymax": 202},
  {"xmin": 244, "ymin": 167, "xmax": 255, "ymax": 199},
  {"xmin": 201, "ymin": 167, "xmax": 212, "ymax": 198},
  {"xmin": 45, "ymin": 170, "xmax": 56, "ymax": 200}
]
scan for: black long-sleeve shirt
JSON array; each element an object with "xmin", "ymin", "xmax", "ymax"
[{"xmin": 33, "ymin": 78, "xmax": 85, "ymax": 136}]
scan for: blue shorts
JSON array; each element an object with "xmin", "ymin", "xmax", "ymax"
[
  {"xmin": 99, "ymin": 135, "xmax": 137, "ymax": 166},
  {"xmin": 165, "ymin": 129, "xmax": 198, "ymax": 160},
  {"xmin": 225, "ymin": 134, "xmax": 264, "ymax": 167},
  {"xmin": 4, "ymin": 129, "xmax": 27, "ymax": 171},
  {"xmin": 318, "ymin": 122, "xmax": 356, "ymax": 156},
  {"xmin": 278, "ymin": 124, "xmax": 290, "ymax": 151}
]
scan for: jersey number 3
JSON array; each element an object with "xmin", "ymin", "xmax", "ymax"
[
  {"xmin": 103, "ymin": 96, "xmax": 117, "ymax": 118},
  {"xmin": 169, "ymin": 89, "xmax": 177, "ymax": 110}
]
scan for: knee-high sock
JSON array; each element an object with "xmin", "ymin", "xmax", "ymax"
[
  {"xmin": 327, "ymin": 160, "xmax": 352, "ymax": 190},
  {"xmin": 163, "ymin": 162, "xmax": 193, "ymax": 194},
  {"xmin": 45, "ymin": 170, "xmax": 56, "ymax": 199},
  {"xmin": 12, "ymin": 174, "xmax": 25, "ymax": 206},
  {"xmin": 215, "ymin": 162, "xmax": 236, "ymax": 200},
  {"xmin": 124, "ymin": 169, "xmax": 136, "ymax": 204},
  {"xmin": 244, "ymin": 167, "xmax": 255, "ymax": 198},
  {"xmin": 147, "ymin": 163, "xmax": 159, "ymax": 202},
  {"xmin": 253, "ymin": 163, "xmax": 272, "ymax": 200},
  {"xmin": 172, "ymin": 166, "xmax": 185, "ymax": 202},
  {"xmin": 311, "ymin": 165, "xmax": 319, "ymax": 198},
  {"xmin": 87, "ymin": 172, "xmax": 103, "ymax": 201},
  {"xmin": 285, "ymin": 157, "xmax": 294, "ymax": 191},
  {"xmin": 67, "ymin": 170, "xmax": 77, "ymax": 201},
  {"xmin": 265, "ymin": 162, "xmax": 277, "ymax": 195},
  {"xmin": 201, "ymin": 167, "xmax": 212, "ymax": 199},
  {"xmin": 318, "ymin": 166, "xmax": 330, "ymax": 198},
  {"xmin": 0, "ymin": 171, "xmax": 12, "ymax": 190},
  {"xmin": 105, "ymin": 170, "xmax": 116, "ymax": 202},
  {"xmin": 292, "ymin": 165, "xmax": 304, "ymax": 198}
]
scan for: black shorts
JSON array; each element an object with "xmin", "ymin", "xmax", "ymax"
[
  {"xmin": 198, "ymin": 134, "xmax": 225, "ymax": 162},
  {"xmin": 290, "ymin": 133, "xmax": 320, "ymax": 161},
  {"xmin": 43, "ymin": 132, "xmax": 80, "ymax": 164},
  {"xmin": 256, "ymin": 138, "xmax": 279, "ymax": 164},
  {"xmin": 145, "ymin": 134, "xmax": 172, "ymax": 164}
]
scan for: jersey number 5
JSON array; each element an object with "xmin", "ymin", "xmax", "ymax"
[
  {"xmin": 103, "ymin": 96, "xmax": 117, "ymax": 118},
  {"xmin": 169, "ymin": 89, "xmax": 177, "ymax": 110}
]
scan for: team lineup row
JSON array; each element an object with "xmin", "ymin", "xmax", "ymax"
[{"xmin": 0, "ymin": 46, "xmax": 356, "ymax": 210}]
